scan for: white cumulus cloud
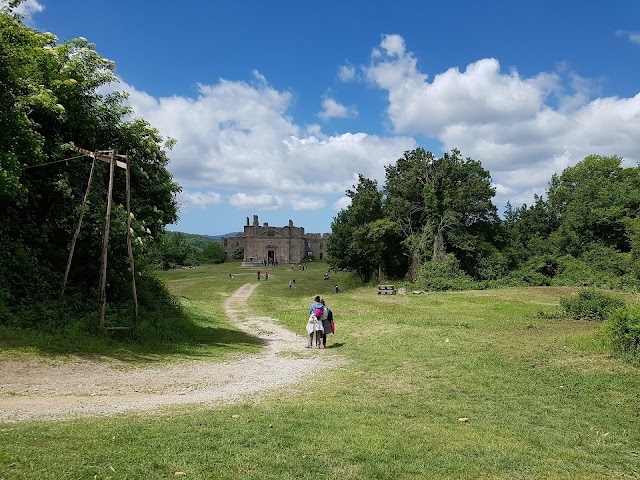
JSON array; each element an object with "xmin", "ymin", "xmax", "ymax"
[
  {"xmin": 333, "ymin": 196, "xmax": 352, "ymax": 211},
  {"xmin": 228, "ymin": 193, "xmax": 283, "ymax": 210},
  {"xmin": 178, "ymin": 191, "xmax": 223, "ymax": 208},
  {"xmin": 338, "ymin": 64, "xmax": 356, "ymax": 82},
  {"xmin": 1, "ymin": 0, "xmax": 43, "ymax": 24},
  {"xmin": 364, "ymin": 34, "xmax": 640, "ymax": 206},
  {"xmin": 317, "ymin": 97, "xmax": 358, "ymax": 120},
  {"xmin": 115, "ymin": 76, "xmax": 415, "ymax": 213}
]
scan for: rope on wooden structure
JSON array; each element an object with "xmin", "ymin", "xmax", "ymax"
[
  {"xmin": 60, "ymin": 157, "xmax": 96, "ymax": 298},
  {"xmin": 62, "ymin": 145, "xmax": 139, "ymax": 333}
]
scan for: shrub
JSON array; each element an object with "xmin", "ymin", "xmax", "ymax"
[
  {"xmin": 418, "ymin": 254, "xmax": 477, "ymax": 291},
  {"xmin": 552, "ymin": 255, "xmax": 598, "ymax": 287},
  {"xmin": 197, "ymin": 242, "xmax": 227, "ymax": 264},
  {"xmin": 560, "ymin": 288, "xmax": 625, "ymax": 321},
  {"xmin": 475, "ymin": 249, "xmax": 509, "ymax": 281},
  {"xmin": 552, "ymin": 247, "xmax": 637, "ymax": 290},
  {"xmin": 502, "ymin": 255, "xmax": 558, "ymax": 287},
  {"xmin": 604, "ymin": 305, "xmax": 640, "ymax": 364}
]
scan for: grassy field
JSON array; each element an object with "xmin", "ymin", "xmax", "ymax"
[{"xmin": 1, "ymin": 261, "xmax": 639, "ymax": 479}]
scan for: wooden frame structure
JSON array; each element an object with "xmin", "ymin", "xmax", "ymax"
[{"xmin": 61, "ymin": 145, "xmax": 139, "ymax": 332}]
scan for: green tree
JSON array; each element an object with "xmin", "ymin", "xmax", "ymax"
[
  {"xmin": 0, "ymin": 11, "xmax": 180, "ymax": 327},
  {"xmin": 156, "ymin": 233, "xmax": 190, "ymax": 269},
  {"xmin": 501, "ymin": 154, "xmax": 640, "ymax": 288},
  {"xmin": 626, "ymin": 216, "xmax": 640, "ymax": 280},
  {"xmin": 424, "ymin": 150, "xmax": 498, "ymax": 261},
  {"xmin": 328, "ymin": 175, "xmax": 386, "ymax": 283},
  {"xmin": 384, "ymin": 148, "xmax": 434, "ymax": 280},
  {"xmin": 383, "ymin": 148, "xmax": 499, "ymax": 280},
  {"xmin": 547, "ymin": 155, "xmax": 640, "ymax": 255},
  {"xmin": 424, "ymin": 149, "xmax": 498, "ymax": 268},
  {"xmin": 232, "ymin": 246, "xmax": 244, "ymax": 260},
  {"xmin": 501, "ymin": 196, "xmax": 556, "ymax": 270},
  {"xmin": 198, "ymin": 242, "xmax": 227, "ymax": 264}
]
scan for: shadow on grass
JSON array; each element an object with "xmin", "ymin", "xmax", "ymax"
[{"xmin": 0, "ymin": 312, "xmax": 264, "ymax": 364}]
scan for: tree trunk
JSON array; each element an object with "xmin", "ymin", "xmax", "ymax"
[
  {"xmin": 408, "ymin": 247, "xmax": 419, "ymax": 282},
  {"xmin": 432, "ymin": 225, "xmax": 446, "ymax": 262}
]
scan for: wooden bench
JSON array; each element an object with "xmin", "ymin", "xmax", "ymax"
[
  {"xmin": 103, "ymin": 326, "xmax": 134, "ymax": 337},
  {"xmin": 377, "ymin": 284, "xmax": 396, "ymax": 295}
]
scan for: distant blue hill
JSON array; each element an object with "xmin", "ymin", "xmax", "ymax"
[
  {"xmin": 165, "ymin": 231, "xmax": 242, "ymax": 243},
  {"xmin": 203, "ymin": 232, "xmax": 242, "ymax": 241}
]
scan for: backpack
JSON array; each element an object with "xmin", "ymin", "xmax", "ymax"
[{"xmin": 314, "ymin": 307, "xmax": 323, "ymax": 318}]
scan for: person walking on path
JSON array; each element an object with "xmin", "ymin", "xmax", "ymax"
[
  {"xmin": 306, "ymin": 295, "xmax": 325, "ymax": 348},
  {"xmin": 319, "ymin": 298, "xmax": 333, "ymax": 348}
]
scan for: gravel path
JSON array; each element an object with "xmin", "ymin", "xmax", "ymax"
[{"xmin": 0, "ymin": 283, "xmax": 340, "ymax": 422}]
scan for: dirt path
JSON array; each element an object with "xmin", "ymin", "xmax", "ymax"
[{"xmin": 0, "ymin": 283, "xmax": 340, "ymax": 422}]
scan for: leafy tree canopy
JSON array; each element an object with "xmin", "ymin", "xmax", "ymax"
[
  {"xmin": 328, "ymin": 175, "xmax": 387, "ymax": 283},
  {"xmin": 0, "ymin": 10, "xmax": 181, "ymax": 329}
]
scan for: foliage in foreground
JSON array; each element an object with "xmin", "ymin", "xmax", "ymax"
[
  {"xmin": 0, "ymin": 9, "xmax": 180, "ymax": 329},
  {"xmin": 605, "ymin": 305, "xmax": 640, "ymax": 364},
  {"xmin": 0, "ymin": 263, "xmax": 267, "ymax": 360},
  {"xmin": 560, "ymin": 288, "xmax": 626, "ymax": 321},
  {"xmin": 553, "ymin": 288, "xmax": 639, "ymax": 364}
]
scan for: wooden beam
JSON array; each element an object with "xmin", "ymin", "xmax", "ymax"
[
  {"xmin": 69, "ymin": 144, "xmax": 127, "ymax": 169},
  {"xmin": 98, "ymin": 150, "xmax": 116, "ymax": 330},
  {"xmin": 65, "ymin": 144, "xmax": 138, "ymax": 332},
  {"xmin": 61, "ymin": 157, "xmax": 96, "ymax": 298}
]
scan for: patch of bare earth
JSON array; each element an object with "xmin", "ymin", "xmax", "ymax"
[{"xmin": 0, "ymin": 283, "xmax": 341, "ymax": 422}]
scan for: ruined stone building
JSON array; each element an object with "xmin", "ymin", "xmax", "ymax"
[{"xmin": 220, "ymin": 215, "xmax": 330, "ymax": 264}]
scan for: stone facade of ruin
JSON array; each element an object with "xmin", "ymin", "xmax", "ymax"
[{"xmin": 220, "ymin": 215, "xmax": 329, "ymax": 264}]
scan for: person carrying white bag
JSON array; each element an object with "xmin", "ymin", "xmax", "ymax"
[{"xmin": 305, "ymin": 295, "xmax": 325, "ymax": 348}]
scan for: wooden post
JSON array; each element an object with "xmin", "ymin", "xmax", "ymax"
[
  {"xmin": 61, "ymin": 158, "xmax": 96, "ymax": 298},
  {"xmin": 125, "ymin": 156, "xmax": 139, "ymax": 328},
  {"xmin": 99, "ymin": 150, "xmax": 116, "ymax": 331},
  {"xmin": 65, "ymin": 144, "xmax": 135, "ymax": 332}
]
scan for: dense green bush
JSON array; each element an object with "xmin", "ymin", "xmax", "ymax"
[
  {"xmin": 605, "ymin": 305, "xmax": 640, "ymax": 364},
  {"xmin": 560, "ymin": 288, "xmax": 625, "ymax": 321},
  {"xmin": 499, "ymin": 255, "xmax": 558, "ymax": 287},
  {"xmin": 0, "ymin": 13, "xmax": 180, "ymax": 335},
  {"xmin": 474, "ymin": 248, "xmax": 509, "ymax": 281},
  {"xmin": 196, "ymin": 242, "xmax": 227, "ymax": 264},
  {"xmin": 232, "ymin": 247, "xmax": 244, "ymax": 260},
  {"xmin": 550, "ymin": 247, "xmax": 637, "ymax": 290},
  {"xmin": 417, "ymin": 254, "xmax": 477, "ymax": 291},
  {"xmin": 551, "ymin": 255, "xmax": 599, "ymax": 287}
]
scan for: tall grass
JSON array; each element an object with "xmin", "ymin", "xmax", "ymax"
[{"xmin": 1, "ymin": 262, "xmax": 639, "ymax": 479}]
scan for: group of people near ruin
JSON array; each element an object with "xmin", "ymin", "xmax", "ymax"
[{"xmin": 306, "ymin": 295, "xmax": 334, "ymax": 349}]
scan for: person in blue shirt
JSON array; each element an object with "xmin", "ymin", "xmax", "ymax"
[{"xmin": 306, "ymin": 295, "xmax": 325, "ymax": 348}]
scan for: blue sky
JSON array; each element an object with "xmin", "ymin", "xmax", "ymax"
[{"xmin": 8, "ymin": 0, "xmax": 640, "ymax": 236}]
